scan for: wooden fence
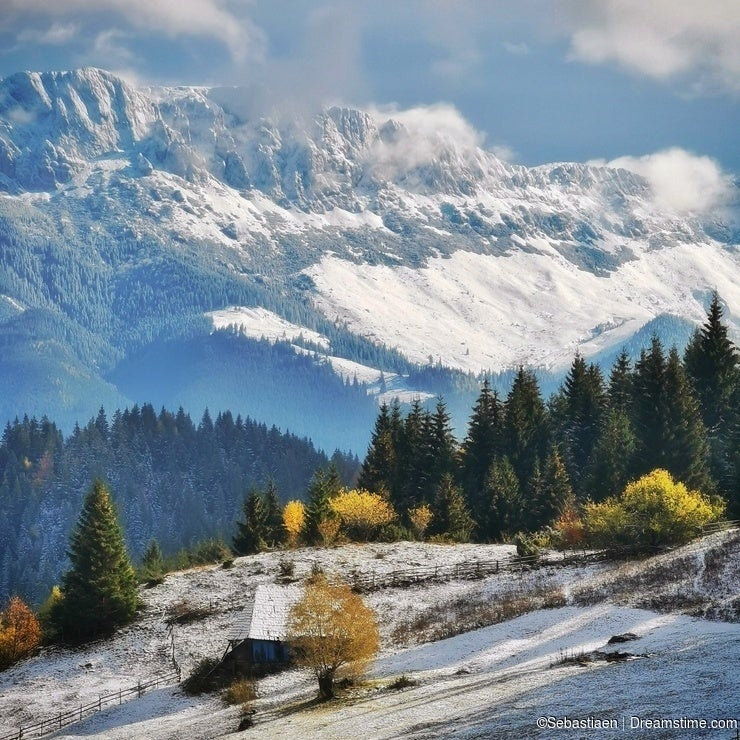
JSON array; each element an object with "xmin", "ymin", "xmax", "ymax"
[{"xmin": 0, "ymin": 669, "xmax": 181, "ymax": 740}]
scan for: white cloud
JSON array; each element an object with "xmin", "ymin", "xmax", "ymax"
[
  {"xmin": 366, "ymin": 103, "xmax": 485, "ymax": 178},
  {"xmin": 17, "ymin": 22, "xmax": 78, "ymax": 45},
  {"xmin": 3, "ymin": 0, "xmax": 263, "ymax": 61},
  {"xmin": 560, "ymin": 0, "xmax": 740, "ymax": 92},
  {"xmin": 593, "ymin": 148, "xmax": 735, "ymax": 214}
]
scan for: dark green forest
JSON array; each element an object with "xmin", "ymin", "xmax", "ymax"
[
  {"xmin": 359, "ymin": 296, "xmax": 740, "ymax": 537},
  {"xmin": 0, "ymin": 404, "xmax": 359, "ymax": 605}
]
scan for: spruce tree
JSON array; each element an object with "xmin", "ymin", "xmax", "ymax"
[
  {"xmin": 430, "ymin": 474, "xmax": 475, "ymax": 542},
  {"xmin": 302, "ymin": 467, "xmax": 342, "ymax": 545},
  {"xmin": 684, "ymin": 292, "xmax": 740, "ymax": 493},
  {"xmin": 663, "ymin": 347, "xmax": 713, "ymax": 490},
  {"xmin": 53, "ymin": 479, "xmax": 138, "ymax": 642},
  {"xmin": 632, "ymin": 337, "xmax": 670, "ymax": 475},
  {"xmin": 263, "ymin": 479, "xmax": 284, "ymax": 547},
  {"xmin": 485, "ymin": 456, "xmax": 524, "ymax": 540},
  {"xmin": 503, "ymin": 367, "xmax": 547, "ymax": 487},
  {"xmin": 459, "ymin": 379, "xmax": 503, "ymax": 514},
  {"xmin": 141, "ymin": 540, "xmax": 165, "ymax": 580},
  {"xmin": 608, "ymin": 349, "xmax": 633, "ymax": 413},
  {"xmin": 357, "ymin": 404, "xmax": 397, "ymax": 495},
  {"xmin": 535, "ymin": 448, "xmax": 573, "ymax": 528},
  {"xmin": 233, "ymin": 488, "xmax": 268, "ymax": 555},
  {"xmin": 418, "ymin": 398, "xmax": 458, "ymax": 504},
  {"xmin": 583, "ymin": 408, "xmax": 636, "ymax": 501},
  {"xmin": 551, "ymin": 355, "xmax": 606, "ymax": 496}
]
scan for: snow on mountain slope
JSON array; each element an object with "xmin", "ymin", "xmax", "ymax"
[
  {"xmin": 1, "ymin": 67, "xmax": 739, "ymax": 417},
  {"xmin": 207, "ymin": 306, "xmax": 329, "ymax": 349},
  {"xmin": 306, "ymin": 240, "xmax": 740, "ymax": 372}
]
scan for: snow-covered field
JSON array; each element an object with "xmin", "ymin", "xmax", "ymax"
[
  {"xmin": 1, "ymin": 533, "xmax": 738, "ymax": 739},
  {"xmin": 305, "ymin": 244, "xmax": 740, "ymax": 373}
]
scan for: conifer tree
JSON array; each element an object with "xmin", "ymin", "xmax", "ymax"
[
  {"xmin": 397, "ymin": 399, "xmax": 429, "ymax": 510},
  {"xmin": 608, "ymin": 349, "xmax": 633, "ymax": 413},
  {"xmin": 485, "ymin": 457, "xmax": 524, "ymax": 540},
  {"xmin": 357, "ymin": 404, "xmax": 396, "ymax": 495},
  {"xmin": 503, "ymin": 368, "xmax": 547, "ymax": 487},
  {"xmin": 684, "ymin": 292, "xmax": 740, "ymax": 493},
  {"xmin": 302, "ymin": 467, "xmax": 342, "ymax": 545},
  {"xmin": 52, "ymin": 480, "xmax": 138, "ymax": 642},
  {"xmin": 556, "ymin": 355, "xmax": 606, "ymax": 495},
  {"xmin": 459, "ymin": 379, "xmax": 503, "ymax": 514},
  {"xmin": 140, "ymin": 540, "xmax": 165, "ymax": 580},
  {"xmin": 263, "ymin": 479, "xmax": 284, "ymax": 547},
  {"xmin": 233, "ymin": 488, "xmax": 268, "ymax": 555},
  {"xmin": 536, "ymin": 448, "xmax": 573, "ymax": 528},
  {"xmin": 430, "ymin": 474, "xmax": 475, "ymax": 542},
  {"xmin": 419, "ymin": 398, "xmax": 458, "ymax": 504},
  {"xmin": 663, "ymin": 347, "xmax": 713, "ymax": 490},
  {"xmin": 583, "ymin": 408, "xmax": 637, "ymax": 501},
  {"xmin": 632, "ymin": 337, "xmax": 670, "ymax": 475}
]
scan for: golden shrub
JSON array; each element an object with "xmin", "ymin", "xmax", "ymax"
[{"xmin": 0, "ymin": 597, "xmax": 41, "ymax": 670}]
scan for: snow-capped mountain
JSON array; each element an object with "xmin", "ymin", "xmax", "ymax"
[{"xmin": 0, "ymin": 68, "xmax": 738, "ymax": 444}]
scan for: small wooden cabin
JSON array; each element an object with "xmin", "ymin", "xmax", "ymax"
[{"xmin": 222, "ymin": 584, "xmax": 303, "ymax": 673}]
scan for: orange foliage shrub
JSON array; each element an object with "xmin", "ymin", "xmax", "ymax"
[{"xmin": 0, "ymin": 597, "xmax": 41, "ymax": 670}]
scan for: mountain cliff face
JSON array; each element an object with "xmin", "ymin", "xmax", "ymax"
[{"xmin": 0, "ymin": 68, "xmax": 738, "ymax": 446}]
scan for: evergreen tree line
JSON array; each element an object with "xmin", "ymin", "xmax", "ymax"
[
  {"xmin": 0, "ymin": 404, "xmax": 359, "ymax": 605},
  {"xmin": 358, "ymin": 294, "xmax": 740, "ymax": 539}
]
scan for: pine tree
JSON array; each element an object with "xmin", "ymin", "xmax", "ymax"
[
  {"xmin": 52, "ymin": 480, "xmax": 138, "ymax": 642},
  {"xmin": 663, "ymin": 347, "xmax": 713, "ymax": 490},
  {"xmin": 583, "ymin": 408, "xmax": 637, "ymax": 501},
  {"xmin": 302, "ymin": 467, "xmax": 342, "ymax": 545},
  {"xmin": 535, "ymin": 448, "xmax": 573, "ymax": 528},
  {"xmin": 553, "ymin": 355, "xmax": 606, "ymax": 495},
  {"xmin": 503, "ymin": 368, "xmax": 547, "ymax": 487},
  {"xmin": 684, "ymin": 292, "xmax": 740, "ymax": 493},
  {"xmin": 263, "ymin": 479, "xmax": 284, "ymax": 547},
  {"xmin": 430, "ymin": 474, "xmax": 474, "ymax": 542},
  {"xmin": 485, "ymin": 457, "xmax": 524, "ymax": 540},
  {"xmin": 233, "ymin": 488, "xmax": 268, "ymax": 555},
  {"xmin": 459, "ymin": 379, "xmax": 503, "ymax": 515},
  {"xmin": 357, "ymin": 404, "xmax": 396, "ymax": 495}
]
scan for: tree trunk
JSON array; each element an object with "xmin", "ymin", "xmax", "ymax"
[{"xmin": 318, "ymin": 670, "xmax": 335, "ymax": 700}]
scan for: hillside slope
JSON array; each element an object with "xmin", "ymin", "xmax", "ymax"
[{"xmin": 0, "ymin": 531, "xmax": 737, "ymax": 739}]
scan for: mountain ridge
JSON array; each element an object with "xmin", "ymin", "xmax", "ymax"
[{"xmin": 0, "ymin": 67, "xmax": 738, "ymax": 446}]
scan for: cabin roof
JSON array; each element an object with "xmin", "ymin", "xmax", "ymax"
[{"xmin": 228, "ymin": 584, "xmax": 303, "ymax": 643}]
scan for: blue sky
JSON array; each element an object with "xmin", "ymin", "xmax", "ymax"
[{"xmin": 0, "ymin": 0, "xmax": 738, "ymax": 185}]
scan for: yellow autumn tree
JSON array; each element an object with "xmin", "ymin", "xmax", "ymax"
[
  {"xmin": 408, "ymin": 503, "xmax": 433, "ymax": 541},
  {"xmin": 287, "ymin": 574, "xmax": 379, "ymax": 699},
  {"xmin": 282, "ymin": 500, "xmax": 306, "ymax": 547},
  {"xmin": 552, "ymin": 497, "xmax": 585, "ymax": 549},
  {"xmin": 329, "ymin": 489, "xmax": 395, "ymax": 541},
  {"xmin": 0, "ymin": 597, "xmax": 41, "ymax": 670},
  {"xmin": 583, "ymin": 468, "xmax": 724, "ymax": 549}
]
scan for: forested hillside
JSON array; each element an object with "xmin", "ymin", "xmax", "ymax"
[
  {"xmin": 360, "ymin": 297, "xmax": 740, "ymax": 537},
  {"xmin": 0, "ymin": 405, "xmax": 359, "ymax": 605}
]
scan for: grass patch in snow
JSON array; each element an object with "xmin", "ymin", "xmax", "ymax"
[{"xmin": 392, "ymin": 583, "xmax": 566, "ymax": 646}]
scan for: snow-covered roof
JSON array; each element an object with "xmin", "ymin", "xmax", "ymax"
[{"xmin": 229, "ymin": 584, "xmax": 303, "ymax": 643}]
